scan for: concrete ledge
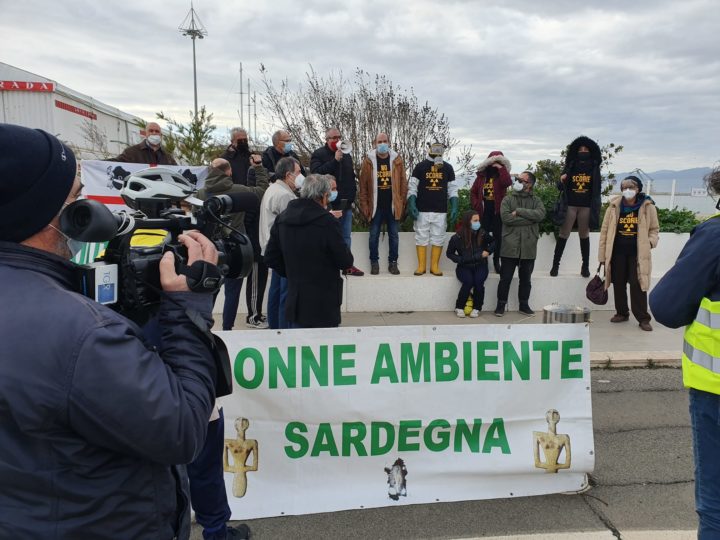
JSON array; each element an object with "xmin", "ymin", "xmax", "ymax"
[{"xmin": 590, "ymin": 351, "xmax": 681, "ymax": 369}]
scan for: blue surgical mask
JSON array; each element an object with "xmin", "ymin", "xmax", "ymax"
[
  {"xmin": 471, "ymin": 222, "xmax": 481, "ymax": 231},
  {"xmin": 283, "ymin": 142, "xmax": 293, "ymax": 154},
  {"xmin": 377, "ymin": 143, "xmax": 389, "ymax": 154},
  {"xmin": 328, "ymin": 190, "xmax": 338, "ymax": 202}
]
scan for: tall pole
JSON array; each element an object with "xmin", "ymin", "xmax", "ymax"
[
  {"xmin": 178, "ymin": 3, "xmax": 207, "ymax": 119},
  {"xmin": 247, "ymin": 78, "xmax": 252, "ymax": 134},
  {"xmin": 239, "ymin": 62, "xmax": 244, "ymax": 126},
  {"xmin": 253, "ymin": 91, "xmax": 257, "ymax": 142}
]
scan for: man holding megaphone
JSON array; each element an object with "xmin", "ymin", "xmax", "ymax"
[{"xmin": 311, "ymin": 127, "xmax": 365, "ymax": 276}]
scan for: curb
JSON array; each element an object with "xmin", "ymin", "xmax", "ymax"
[{"xmin": 590, "ymin": 350, "xmax": 681, "ymax": 369}]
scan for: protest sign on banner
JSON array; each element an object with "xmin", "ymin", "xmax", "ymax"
[
  {"xmin": 73, "ymin": 160, "xmax": 208, "ymax": 264},
  {"xmin": 216, "ymin": 323, "xmax": 594, "ymax": 518}
]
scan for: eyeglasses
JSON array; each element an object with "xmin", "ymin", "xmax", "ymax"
[{"xmin": 327, "ymin": 135, "xmax": 341, "ymax": 140}]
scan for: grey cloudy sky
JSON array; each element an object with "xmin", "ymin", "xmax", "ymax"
[{"xmin": 2, "ymin": 0, "xmax": 718, "ymax": 172}]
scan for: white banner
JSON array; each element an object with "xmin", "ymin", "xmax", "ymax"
[
  {"xmin": 73, "ymin": 160, "xmax": 208, "ymax": 264},
  {"xmin": 216, "ymin": 323, "xmax": 594, "ymax": 518}
]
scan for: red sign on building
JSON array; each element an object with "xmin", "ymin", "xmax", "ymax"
[
  {"xmin": 55, "ymin": 100, "xmax": 98, "ymax": 120},
  {"xmin": 0, "ymin": 80, "xmax": 55, "ymax": 92}
]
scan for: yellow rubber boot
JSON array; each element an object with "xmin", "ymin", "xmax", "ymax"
[
  {"xmin": 430, "ymin": 245, "xmax": 444, "ymax": 276},
  {"xmin": 414, "ymin": 245, "xmax": 427, "ymax": 275}
]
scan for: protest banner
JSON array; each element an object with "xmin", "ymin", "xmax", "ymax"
[{"xmin": 216, "ymin": 323, "xmax": 594, "ymax": 518}]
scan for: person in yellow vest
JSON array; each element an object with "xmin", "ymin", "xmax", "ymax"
[{"xmin": 650, "ymin": 166, "xmax": 720, "ymax": 538}]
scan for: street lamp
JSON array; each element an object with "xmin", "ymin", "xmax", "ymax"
[{"xmin": 178, "ymin": 2, "xmax": 207, "ymax": 119}]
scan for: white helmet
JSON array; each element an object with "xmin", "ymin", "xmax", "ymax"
[{"xmin": 120, "ymin": 167, "xmax": 195, "ymax": 209}]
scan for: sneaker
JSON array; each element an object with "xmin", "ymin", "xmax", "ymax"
[
  {"xmin": 246, "ymin": 318, "xmax": 269, "ymax": 329},
  {"xmin": 370, "ymin": 262, "xmax": 379, "ymax": 275},
  {"xmin": 388, "ymin": 261, "xmax": 400, "ymax": 275},
  {"xmin": 494, "ymin": 303, "xmax": 505, "ymax": 317},
  {"xmin": 519, "ymin": 304, "xmax": 535, "ymax": 316},
  {"xmin": 610, "ymin": 314, "xmax": 629, "ymax": 323},
  {"xmin": 345, "ymin": 266, "xmax": 365, "ymax": 276},
  {"xmin": 454, "ymin": 308, "xmax": 466, "ymax": 318},
  {"xmin": 226, "ymin": 524, "xmax": 251, "ymax": 539},
  {"xmin": 469, "ymin": 309, "xmax": 480, "ymax": 318},
  {"xmin": 639, "ymin": 321, "xmax": 653, "ymax": 331}
]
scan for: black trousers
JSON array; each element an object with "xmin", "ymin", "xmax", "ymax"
[
  {"xmin": 611, "ymin": 251, "xmax": 650, "ymax": 323},
  {"xmin": 245, "ymin": 258, "xmax": 269, "ymax": 324},
  {"xmin": 497, "ymin": 257, "xmax": 535, "ymax": 304},
  {"xmin": 482, "ymin": 204, "xmax": 502, "ymax": 263}
]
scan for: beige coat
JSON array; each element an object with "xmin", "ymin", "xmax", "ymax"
[{"xmin": 598, "ymin": 196, "xmax": 659, "ymax": 291}]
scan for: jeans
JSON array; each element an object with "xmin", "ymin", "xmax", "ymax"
[
  {"xmin": 689, "ymin": 388, "xmax": 720, "ymax": 539},
  {"xmin": 267, "ymin": 271, "xmax": 288, "ymax": 330},
  {"xmin": 455, "ymin": 264, "xmax": 489, "ymax": 310},
  {"xmin": 369, "ymin": 208, "xmax": 399, "ymax": 263},
  {"xmin": 222, "ymin": 277, "xmax": 243, "ymax": 331},
  {"xmin": 187, "ymin": 408, "xmax": 231, "ymax": 540},
  {"xmin": 340, "ymin": 208, "xmax": 353, "ymax": 248},
  {"xmin": 497, "ymin": 257, "xmax": 535, "ymax": 304}
]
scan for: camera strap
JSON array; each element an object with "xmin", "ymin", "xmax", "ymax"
[{"xmin": 179, "ymin": 260, "xmax": 224, "ymax": 294}]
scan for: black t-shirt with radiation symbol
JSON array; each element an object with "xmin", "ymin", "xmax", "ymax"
[
  {"xmin": 566, "ymin": 163, "xmax": 593, "ymax": 207},
  {"xmin": 614, "ymin": 207, "xmax": 639, "ymax": 255},
  {"xmin": 376, "ymin": 155, "xmax": 392, "ymax": 211},
  {"xmin": 412, "ymin": 160, "xmax": 455, "ymax": 213}
]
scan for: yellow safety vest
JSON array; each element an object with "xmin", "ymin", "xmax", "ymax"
[{"xmin": 682, "ymin": 214, "xmax": 720, "ymax": 395}]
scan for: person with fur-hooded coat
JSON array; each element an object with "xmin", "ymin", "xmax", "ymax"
[
  {"xmin": 470, "ymin": 150, "xmax": 512, "ymax": 274},
  {"xmin": 550, "ymin": 136, "xmax": 603, "ymax": 278}
]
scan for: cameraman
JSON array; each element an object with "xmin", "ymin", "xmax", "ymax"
[{"xmin": 0, "ymin": 124, "xmax": 219, "ymax": 539}]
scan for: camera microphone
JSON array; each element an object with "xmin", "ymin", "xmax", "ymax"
[
  {"xmin": 59, "ymin": 199, "xmax": 135, "ymax": 242},
  {"xmin": 203, "ymin": 192, "xmax": 260, "ymax": 216}
]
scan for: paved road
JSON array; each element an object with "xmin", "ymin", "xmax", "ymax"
[{"xmin": 192, "ymin": 366, "xmax": 697, "ymax": 540}]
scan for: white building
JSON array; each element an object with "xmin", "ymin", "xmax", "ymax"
[{"xmin": 0, "ymin": 62, "xmax": 145, "ymax": 159}]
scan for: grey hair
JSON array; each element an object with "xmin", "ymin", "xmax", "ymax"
[
  {"xmin": 325, "ymin": 127, "xmax": 340, "ymax": 139},
  {"xmin": 275, "ymin": 156, "xmax": 299, "ymax": 182},
  {"xmin": 704, "ymin": 166, "xmax": 720, "ymax": 197},
  {"xmin": 300, "ymin": 174, "xmax": 332, "ymax": 201},
  {"xmin": 272, "ymin": 130, "xmax": 287, "ymax": 145},
  {"xmin": 230, "ymin": 127, "xmax": 247, "ymax": 138}
]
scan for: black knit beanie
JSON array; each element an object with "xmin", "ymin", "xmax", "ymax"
[
  {"xmin": 623, "ymin": 175, "xmax": 643, "ymax": 192},
  {"xmin": 0, "ymin": 123, "xmax": 77, "ymax": 242}
]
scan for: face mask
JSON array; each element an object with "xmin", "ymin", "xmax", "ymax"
[
  {"xmin": 512, "ymin": 180, "xmax": 525, "ymax": 192},
  {"xmin": 377, "ymin": 143, "xmax": 389, "ymax": 154},
  {"xmin": 433, "ymin": 156, "xmax": 444, "ymax": 166},
  {"xmin": 328, "ymin": 190, "xmax": 338, "ymax": 202},
  {"xmin": 622, "ymin": 188, "xmax": 637, "ymax": 200},
  {"xmin": 147, "ymin": 134, "xmax": 161, "ymax": 146},
  {"xmin": 50, "ymin": 223, "xmax": 83, "ymax": 259},
  {"xmin": 578, "ymin": 151, "xmax": 591, "ymax": 161},
  {"xmin": 471, "ymin": 222, "xmax": 481, "ymax": 231},
  {"xmin": 283, "ymin": 142, "xmax": 293, "ymax": 154},
  {"xmin": 236, "ymin": 140, "xmax": 249, "ymax": 152},
  {"xmin": 329, "ymin": 140, "xmax": 338, "ymax": 152},
  {"xmin": 294, "ymin": 173, "xmax": 305, "ymax": 190}
]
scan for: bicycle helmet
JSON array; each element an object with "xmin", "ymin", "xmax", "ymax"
[{"xmin": 120, "ymin": 167, "xmax": 195, "ymax": 209}]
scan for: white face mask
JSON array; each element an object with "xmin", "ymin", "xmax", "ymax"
[
  {"xmin": 294, "ymin": 173, "xmax": 305, "ymax": 190},
  {"xmin": 147, "ymin": 134, "xmax": 161, "ymax": 146},
  {"xmin": 512, "ymin": 179, "xmax": 525, "ymax": 192},
  {"xmin": 622, "ymin": 188, "xmax": 637, "ymax": 200}
]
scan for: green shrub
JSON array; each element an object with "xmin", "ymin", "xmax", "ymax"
[{"xmin": 656, "ymin": 207, "xmax": 700, "ymax": 233}]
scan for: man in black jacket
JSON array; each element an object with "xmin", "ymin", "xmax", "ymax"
[
  {"xmin": 220, "ymin": 127, "xmax": 251, "ymax": 185},
  {"xmin": 264, "ymin": 174, "xmax": 353, "ymax": 328},
  {"xmin": 310, "ymin": 127, "xmax": 364, "ymax": 276},
  {"xmin": 0, "ymin": 123, "xmax": 219, "ymax": 539}
]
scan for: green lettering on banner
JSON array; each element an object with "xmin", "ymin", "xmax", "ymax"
[
  {"xmin": 234, "ymin": 348, "xmax": 264, "ymax": 389},
  {"xmin": 476, "ymin": 341, "xmax": 500, "ymax": 380},
  {"xmin": 284, "ymin": 422, "xmax": 308, "ymax": 458},
  {"xmin": 503, "ymin": 341, "xmax": 530, "ymax": 380},
  {"xmin": 397, "ymin": 419, "xmax": 422, "ymax": 451},
  {"xmin": 333, "ymin": 344, "xmax": 357, "ymax": 386},
  {"xmin": 455, "ymin": 419, "xmax": 482, "ymax": 453},
  {"xmin": 400, "ymin": 342, "xmax": 430, "ymax": 383},
  {"xmin": 561, "ymin": 340, "xmax": 584, "ymax": 379},
  {"xmin": 533, "ymin": 341, "xmax": 559, "ymax": 380},
  {"xmin": 425, "ymin": 419, "xmax": 451, "ymax": 452},
  {"xmin": 371, "ymin": 422, "xmax": 395, "ymax": 455},
  {"xmin": 269, "ymin": 347, "xmax": 296, "ymax": 389},
  {"xmin": 342, "ymin": 422, "xmax": 368, "ymax": 456},
  {"xmin": 311, "ymin": 423, "xmax": 339, "ymax": 456},
  {"xmin": 371, "ymin": 344, "xmax": 399, "ymax": 384},
  {"xmin": 482, "ymin": 418, "xmax": 511, "ymax": 454},
  {"xmin": 435, "ymin": 342, "xmax": 459, "ymax": 382},
  {"xmin": 301, "ymin": 345, "xmax": 328, "ymax": 387},
  {"xmin": 463, "ymin": 341, "xmax": 472, "ymax": 381}
]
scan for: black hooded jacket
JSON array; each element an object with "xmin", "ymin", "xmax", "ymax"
[
  {"xmin": 557, "ymin": 136, "xmax": 602, "ymax": 229},
  {"xmin": 263, "ymin": 198, "xmax": 353, "ymax": 328}
]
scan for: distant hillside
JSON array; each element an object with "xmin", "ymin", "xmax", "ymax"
[{"xmin": 612, "ymin": 168, "xmax": 712, "ymax": 193}]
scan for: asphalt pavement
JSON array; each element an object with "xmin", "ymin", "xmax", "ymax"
[{"xmin": 201, "ymin": 312, "xmax": 695, "ymax": 539}]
